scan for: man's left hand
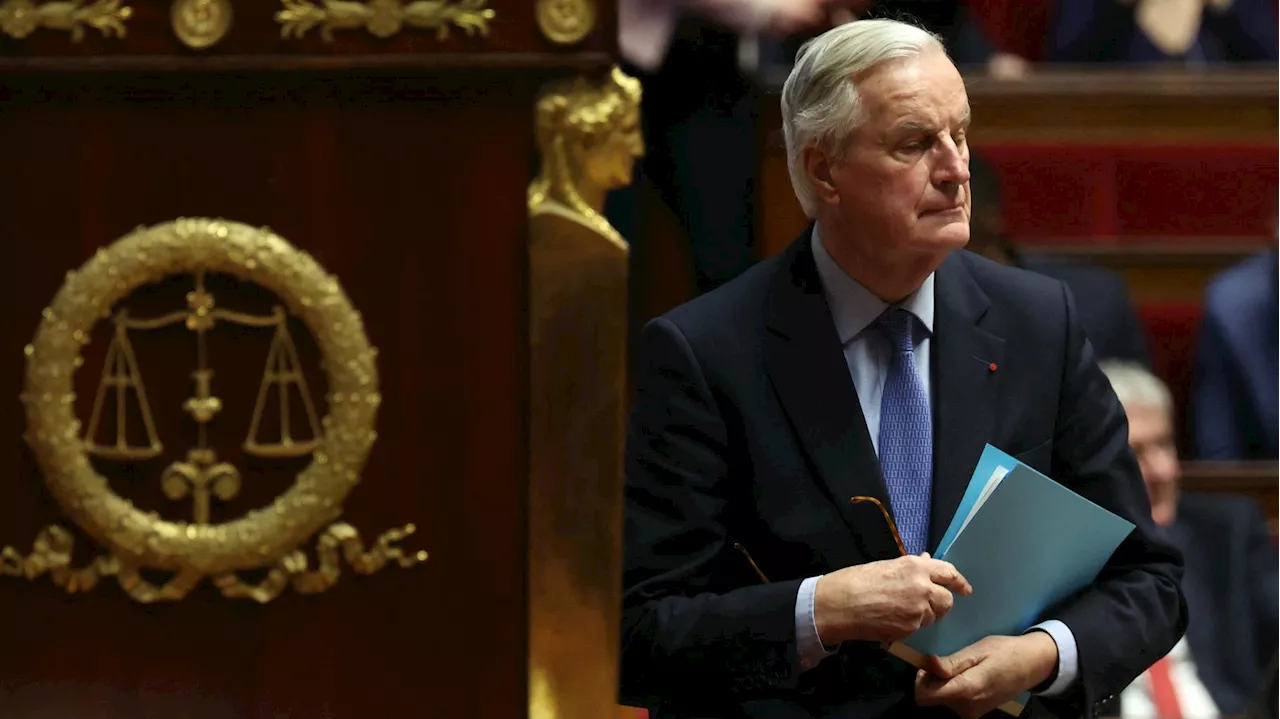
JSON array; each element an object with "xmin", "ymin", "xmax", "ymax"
[{"xmin": 914, "ymin": 632, "xmax": 1058, "ymax": 718}]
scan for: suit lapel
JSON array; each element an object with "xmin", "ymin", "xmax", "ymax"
[
  {"xmin": 764, "ymin": 232, "xmax": 891, "ymax": 540},
  {"xmin": 929, "ymin": 254, "xmax": 1005, "ymax": 553}
]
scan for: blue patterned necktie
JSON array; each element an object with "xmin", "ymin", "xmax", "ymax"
[{"xmin": 875, "ymin": 307, "xmax": 932, "ymax": 556}]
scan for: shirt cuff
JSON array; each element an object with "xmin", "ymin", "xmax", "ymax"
[
  {"xmin": 795, "ymin": 575, "xmax": 839, "ymax": 672},
  {"xmin": 1027, "ymin": 619, "xmax": 1078, "ymax": 696}
]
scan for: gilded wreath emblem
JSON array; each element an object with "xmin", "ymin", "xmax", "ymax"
[{"xmin": 3, "ymin": 218, "xmax": 425, "ymax": 603}]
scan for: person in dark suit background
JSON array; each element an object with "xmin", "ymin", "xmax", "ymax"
[
  {"xmin": 1049, "ymin": 0, "xmax": 1278, "ymax": 64},
  {"xmin": 621, "ymin": 19, "xmax": 1185, "ymax": 719},
  {"xmin": 1099, "ymin": 360, "xmax": 1278, "ymax": 717},
  {"xmin": 759, "ymin": 1, "xmax": 1032, "ymax": 81},
  {"xmin": 1191, "ymin": 247, "xmax": 1279, "ymax": 460},
  {"xmin": 861, "ymin": 0, "xmax": 1030, "ymax": 74},
  {"xmin": 965, "ymin": 152, "xmax": 1151, "ymax": 366},
  {"xmin": 612, "ymin": 0, "xmax": 838, "ymax": 297}
]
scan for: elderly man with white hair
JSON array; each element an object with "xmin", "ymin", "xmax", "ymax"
[
  {"xmin": 1097, "ymin": 360, "xmax": 1277, "ymax": 719},
  {"xmin": 620, "ymin": 18, "xmax": 1185, "ymax": 719}
]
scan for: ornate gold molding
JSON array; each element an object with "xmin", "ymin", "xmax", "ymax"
[
  {"xmin": 276, "ymin": 0, "xmax": 494, "ymax": 42},
  {"xmin": 528, "ymin": 67, "xmax": 644, "ymax": 247},
  {"xmin": 5, "ymin": 218, "xmax": 425, "ymax": 603},
  {"xmin": 170, "ymin": 0, "xmax": 232, "ymax": 50},
  {"xmin": 536, "ymin": 0, "xmax": 594, "ymax": 45},
  {"xmin": 0, "ymin": 0, "xmax": 132, "ymax": 41}
]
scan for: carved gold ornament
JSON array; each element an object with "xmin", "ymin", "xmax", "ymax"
[
  {"xmin": 4, "ymin": 218, "xmax": 426, "ymax": 603},
  {"xmin": 536, "ymin": 0, "xmax": 594, "ymax": 45},
  {"xmin": 170, "ymin": 0, "xmax": 232, "ymax": 50},
  {"xmin": 275, "ymin": 0, "xmax": 494, "ymax": 41},
  {"xmin": 529, "ymin": 66, "xmax": 645, "ymax": 247},
  {"xmin": 0, "ymin": 0, "xmax": 132, "ymax": 41}
]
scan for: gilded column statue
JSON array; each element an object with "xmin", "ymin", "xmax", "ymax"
[{"xmin": 527, "ymin": 66, "xmax": 643, "ymax": 719}]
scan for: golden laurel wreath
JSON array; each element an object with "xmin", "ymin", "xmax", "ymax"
[{"xmin": 5, "ymin": 218, "xmax": 424, "ymax": 603}]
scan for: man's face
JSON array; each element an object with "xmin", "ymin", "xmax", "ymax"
[
  {"xmin": 1125, "ymin": 402, "xmax": 1181, "ymax": 527},
  {"xmin": 823, "ymin": 49, "xmax": 972, "ymax": 264}
]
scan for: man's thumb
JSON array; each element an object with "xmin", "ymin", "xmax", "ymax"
[{"xmin": 932, "ymin": 647, "xmax": 983, "ymax": 679}]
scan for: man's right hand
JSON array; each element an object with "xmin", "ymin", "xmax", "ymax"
[{"xmin": 813, "ymin": 553, "xmax": 973, "ymax": 645}]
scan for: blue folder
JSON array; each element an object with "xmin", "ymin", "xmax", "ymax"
[{"xmin": 901, "ymin": 444, "xmax": 1135, "ymax": 659}]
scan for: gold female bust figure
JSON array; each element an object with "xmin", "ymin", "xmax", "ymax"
[{"xmin": 528, "ymin": 66, "xmax": 644, "ymax": 248}]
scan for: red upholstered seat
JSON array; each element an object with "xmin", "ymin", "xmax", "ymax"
[{"xmin": 979, "ymin": 145, "xmax": 1278, "ymax": 244}]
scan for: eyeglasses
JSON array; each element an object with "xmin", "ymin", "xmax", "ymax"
[{"xmin": 732, "ymin": 495, "xmax": 908, "ymax": 585}]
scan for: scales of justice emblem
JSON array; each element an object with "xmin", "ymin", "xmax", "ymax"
[{"xmin": 2, "ymin": 218, "xmax": 426, "ymax": 603}]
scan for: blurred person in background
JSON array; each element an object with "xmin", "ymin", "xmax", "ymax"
[
  {"xmin": 754, "ymin": 2, "xmax": 1032, "ymax": 91},
  {"xmin": 1050, "ymin": 0, "xmax": 1278, "ymax": 64},
  {"xmin": 1100, "ymin": 360, "xmax": 1278, "ymax": 718},
  {"xmin": 965, "ymin": 152, "xmax": 1151, "ymax": 365},
  {"xmin": 851, "ymin": 1, "xmax": 1030, "ymax": 77},
  {"xmin": 613, "ymin": 0, "xmax": 842, "ymax": 297},
  {"xmin": 1191, "ymin": 240, "xmax": 1279, "ymax": 461}
]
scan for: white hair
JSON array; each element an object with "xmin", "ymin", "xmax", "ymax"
[
  {"xmin": 1098, "ymin": 360, "xmax": 1173, "ymax": 417},
  {"xmin": 781, "ymin": 19, "xmax": 945, "ymax": 217}
]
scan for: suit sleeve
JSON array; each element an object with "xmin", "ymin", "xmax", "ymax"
[
  {"xmin": 1191, "ymin": 308, "xmax": 1247, "ymax": 460},
  {"xmin": 620, "ymin": 317, "xmax": 805, "ymax": 707},
  {"xmin": 1042, "ymin": 284, "xmax": 1188, "ymax": 716}
]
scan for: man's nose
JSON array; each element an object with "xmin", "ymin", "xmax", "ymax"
[
  {"xmin": 1153, "ymin": 451, "xmax": 1181, "ymax": 488},
  {"xmin": 932, "ymin": 140, "xmax": 970, "ymax": 188}
]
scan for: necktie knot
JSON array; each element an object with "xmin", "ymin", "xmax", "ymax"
[{"xmin": 876, "ymin": 307, "xmax": 917, "ymax": 354}]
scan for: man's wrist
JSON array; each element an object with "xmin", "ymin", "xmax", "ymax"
[
  {"xmin": 1027, "ymin": 619, "xmax": 1079, "ymax": 696},
  {"xmin": 796, "ymin": 575, "xmax": 839, "ymax": 672},
  {"xmin": 1024, "ymin": 629, "xmax": 1060, "ymax": 693},
  {"xmin": 812, "ymin": 574, "xmax": 833, "ymax": 644}
]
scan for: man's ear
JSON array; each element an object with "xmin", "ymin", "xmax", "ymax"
[{"xmin": 803, "ymin": 145, "xmax": 840, "ymax": 206}]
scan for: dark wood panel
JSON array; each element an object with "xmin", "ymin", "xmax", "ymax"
[
  {"xmin": 1023, "ymin": 242, "xmax": 1266, "ymax": 305},
  {"xmin": 1182, "ymin": 462, "xmax": 1279, "ymax": 531},
  {"xmin": 0, "ymin": 70, "xmax": 532, "ymax": 718},
  {"xmin": 962, "ymin": 67, "xmax": 1278, "ymax": 144},
  {"xmin": 0, "ymin": 0, "xmax": 614, "ymax": 63},
  {"xmin": 0, "ymin": 50, "xmax": 616, "ymax": 72}
]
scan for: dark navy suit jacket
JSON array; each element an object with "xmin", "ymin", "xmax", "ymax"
[
  {"xmin": 1192, "ymin": 251, "xmax": 1279, "ymax": 460},
  {"xmin": 620, "ymin": 231, "xmax": 1187, "ymax": 718}
]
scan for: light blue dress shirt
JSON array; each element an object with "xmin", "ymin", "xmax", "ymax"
[{"xmin": 792, "ymin": 226, "xmax": 1078, "ymax": 697}]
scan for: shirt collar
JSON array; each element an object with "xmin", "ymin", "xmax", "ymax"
[{"xmin": 811, "ymin": 224, "xmax": 935, "ymax": 345}]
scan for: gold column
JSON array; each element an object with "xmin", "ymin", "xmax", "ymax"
[{"xmin": 527, "ymin": 67, "xmax": 643, "ymax": 719}]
